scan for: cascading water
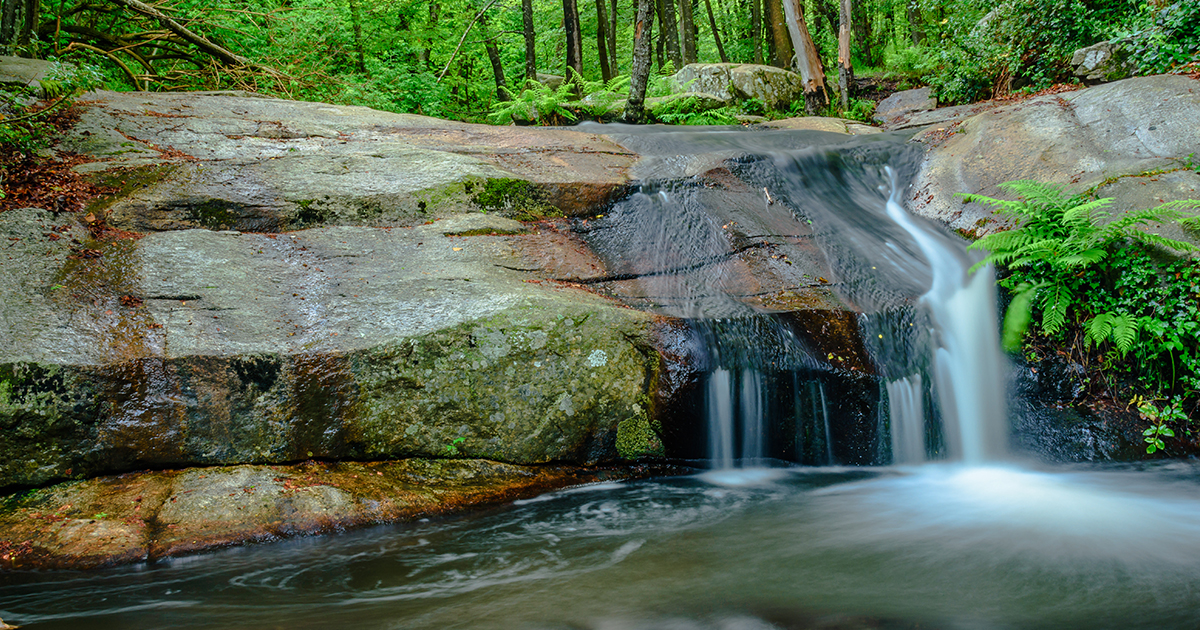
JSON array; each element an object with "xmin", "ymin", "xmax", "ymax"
[{"xmin": 9, "ymin": 125, "xmax": 1200, "ymax": 630}]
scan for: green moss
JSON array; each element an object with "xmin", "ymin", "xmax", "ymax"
[
  {"xmin": 471, "ymin": 178, "xmax": 559, "ymax": 221},
  {"xmin": 615, "ymin": 401, "xmax": 664, "ymax": 460},
  {"xmin": 188, "ymin": 200, "xmax": 241, "ymax": 230},
  {"xmin": 84, "ymin": 164, "xmax": 179, "ymax": 216}
]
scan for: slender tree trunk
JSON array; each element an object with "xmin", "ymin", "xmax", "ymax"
[
  {"xmin": 780, "ymin": 0, "xmax": 828, "ymax": 114},
  {"xmin": 347, "ymin": 0, "xmax": 366, "ymax": 73},
  {"xmin": 653, "ymin": 0, "xmax": 664, "ymax": 69},
  {"xmin": 766, "ymin": 0, "xmax": 792, "ymax": 68},
  {"xmin": 852, "ymin": 0, "xmax": 874, "ymax": 67},
  {"xmin": 625, "ymin": 0, "xmax": 654, "ymax": 123},
  {"xmin": 703, "ymin": 0, "xmax": 727, "ymax": 62},
  {"xmin": 609, "ymin": 0, "xmax": 618, "ymax": 73},
  {"xmin": 1, "ymin": 0, "xmax": 20, "ymax": 48},
  {"xmin": 838, "ymin": 0, "xmax": 852, "ymax": 111},
  {"xmin": 907, "ymin": 1, "xmax": 925, "ymax": 45},
  {"xmin": 16, "ymin": 0, "xmax": 37, "ymax": 51},
  {"xmin": 522, "ymin": 0, "xmax": 537, "ymax": 82},
  {"xmin": 751, "ymin": 0, "xmax": 763, "ymax": 64},
  {"xmin": 658, "ymin": 0, "xmax": 681, "ymax": 70},
  {"xmin": 421, "ymin": 3, "xmax": 439, "ymax": 69},
  {"xmin": 680, "ymin": 0, "xmax": 697, "ymax": 65},
  {"xmin": 563, "ymin": 0, "xmax": 583, "ymax": 79},
  {"xmin": 479, "ymin": 10, "xmax": 509, "ymax": 101},
  {"xmin": 596, "ymin": 0, "xmax": 612, "ymax": 80}
]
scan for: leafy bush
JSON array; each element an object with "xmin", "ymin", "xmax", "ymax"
[
  {"xmin": 962, "ymin": 180, "xmax": 1200, "ymax": 404},
  {"xmin": 488, "ymin": 79, "xmax": 580, "ymax": 125},
  {"xmin": 1124, "ymin": 1, "xmax": 1200, "ymax": 74}
]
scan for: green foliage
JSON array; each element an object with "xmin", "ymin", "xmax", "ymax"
[
  {"xmin": 1124, "ymin": 1, "xmax": 1200, "ymax": 74},
  {"xmin": 444, "ymin": 436, "xmax": 466, "ymax": 456},
  {"xmin": 964, "ymin": 180, "xmax": 1200, "ymax": 403},
  {"xmin": 488, "ymin": 79, "xmax": 580, "ymax": 125},
  {"xmin": 1141, "ymin": 397, "xmax": 1189, "ymax": 454},
  {"xmin": 652, "ymin": 96, "xmax": 740, "ymax": 125}
]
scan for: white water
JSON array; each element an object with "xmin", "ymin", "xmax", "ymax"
[{"xmin": 881, "ymin": 168, "xmax": 1008, "ymax": 464}]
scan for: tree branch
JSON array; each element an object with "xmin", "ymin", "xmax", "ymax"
[{"xmin": 437, "ymin": 0, "xmax": 505, "ymax": 83}]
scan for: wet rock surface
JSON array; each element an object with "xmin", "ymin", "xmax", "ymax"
[{"xmin": 0, "ymin": 459, "xmax": 658, "ymax": 570}]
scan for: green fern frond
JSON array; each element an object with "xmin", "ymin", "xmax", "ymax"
[
  {"xmin": 1112, "ymin": 314, "xmax": 1139, "ymax": 353},
  {"xmin": 1130, "ymin": 231, "xmax": 1199, "ymax": 253},
  {"xmin": 1058, "ymin": 248, "xmax": 1107, "ymax": 267},
  {"xmin": 1001, "ymin": 284, "xmax": 1037, "ymax": 351},
  {"xmin": 956, "ymin": 192, "xmax": 1036, "ymax": 218},
  {"xmin": 1039, "ymin": 283, "xmax": 1072, "ymax": 335}
]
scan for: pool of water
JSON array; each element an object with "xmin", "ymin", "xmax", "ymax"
[{"xmin": 5, "ymin": 461, "xmax": 1200, "ymax": 629}]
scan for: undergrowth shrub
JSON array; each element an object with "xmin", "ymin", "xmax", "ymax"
[{"xmin": 962, "ymin": 180, "xmax": 1200, "ymax": 416}]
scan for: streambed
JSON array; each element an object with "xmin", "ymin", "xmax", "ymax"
[{"xmin": 4, "ymin": 462, "xmax": 1200, "ymax": 629}]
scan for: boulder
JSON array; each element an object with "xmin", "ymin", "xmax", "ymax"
[
  {"xmin": 911, "ymin": 74, "xmax": 1200, "ymax": 245},
  {"xmin": 646, "ymin": 91, "xmax": 732, "ymax": 116},
  {"xmin": 873, "ymin": 87, "xmax": 936, "ymax": 126},
  {"xmin": 0, "ymin": 208, "xmax": 659, "ymax": 489},
  {"xmin": 536, "ymin": 72, "xmax": 565, "ymax": 90},
  {"xmin": 670, "ymin": 63, "xmax": 804, "ymax": 111},
  {"xmin": 1071, "ymin": 41, "xmax": 1135, "ymax": 84}
]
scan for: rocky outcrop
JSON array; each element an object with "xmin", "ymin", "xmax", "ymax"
[
  {"xmin": 64, "ymin": 90, "xmax": 635, "ymax": 232},
  {"xmin": 873, "ymin": 87, "xmax": 937, "ymax": 126},
  {"xmin": 669, "ymin": 63, "xmax": 805, "ymax": 111},
  {"xmin": 911, "ymin": 74, "xmax": 1200, "ymax": 249}
]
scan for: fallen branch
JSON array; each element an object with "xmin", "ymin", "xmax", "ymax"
[
  {"xmin": 107, "ymin": 0, "xmax": 286, "ymax": 79},
  {"xmin": 62, "ymin": 41, "xmax": 143, "ymax": 88}
]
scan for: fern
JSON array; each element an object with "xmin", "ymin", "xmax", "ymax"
[
  {"xmin": 488, "ymin": 79, "xmax": 579, "ymax": 125},
  {"xmin": 960, "ymin": 181, "xmax": 1199, "ymax": 348}
]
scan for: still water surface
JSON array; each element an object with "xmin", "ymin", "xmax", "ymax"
[{"xmin": 5, "ymin": 462, "xmax": 1200, "ymax": 630}]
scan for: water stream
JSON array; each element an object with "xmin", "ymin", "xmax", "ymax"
[{"xmin": 5, "ymin": 126, "xmax": 1200, "ymax": 628}]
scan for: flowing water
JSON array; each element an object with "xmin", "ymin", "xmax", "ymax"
[{"xmin": 6, "ymin": 126, "xmax": 1200, "ymax": 629}]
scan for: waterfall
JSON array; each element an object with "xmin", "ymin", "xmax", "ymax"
[{"xmin": 880, "ymin": 168, "xmax": 1008, "ymax": 464}]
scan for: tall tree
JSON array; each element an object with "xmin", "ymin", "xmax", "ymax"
[
  {"xmin": 522, "ymin": 0, "xmax": 537, "ymax": 82},
  {"xmin": 563, "ymin": 0, "xmax": 583, "ymax": 79},
  {"xmin": 625, "ymin": 0, "xmax": 655, "ymax": 123},
  {"xmin": 751, "ymin": 0, "xmax": 763, "ymax": 64},
  {"xmin": 347, "ymin": 0, "xmax": 367, "ymax": 73},
  {"xmin": 658, "ymin": 0, "xmax": 682, "ymax": 70},
  {"xmin": 608, "ymin": 0, "xmax": 619, "ymax": 73},
  {"xmin": 596, "ymin": 0, "xmax": 612, "ymax": 80},
  {"xmin": 908, "ymin": 1, "xmax": 925, "ymax": 45},
  {"xmin": 703, "ymin": 0, "xmax": 728, "ymax": 62},
  {"xmin": 420, "ymin": 3, "xmax": 439, "ymax": 69},
  {"xmin": 838, "ymin": 0, "xmax": 852, "ymax": 111},
  {"xmin": 766, "ymin": 0, "xmax": 793, "ymax": 68},
  {"xmin": 780, "ymin": 0, "xmax": 828, "ymax": 113},
  {"xmin": 680, "ymin": 0, "xmax": 698, "ymax": 65},
  {"xmin": 478, "ymin": 7, "xmax": 508, "ymax": 101}
]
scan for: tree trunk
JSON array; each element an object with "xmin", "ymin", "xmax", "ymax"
[
  {"xmin": 596, "ymin": 0, "xmax": 612, "ymax": 80},
  {"xmin": 421, "ymin": 3, "xmax": 439, "ymax": 69},
  {"xmin": 766, "ymin": 0, "xmax": 792, "ymax": 69},
  {"xmin": 703, "ymin": 0, "xmax": 727, "ymax": 62},
  {"xmin": 16, "ymin": 0, "xmax": 37, "ymax": 51},
  {"xmin": 751, "ymin": 0, "xmax": 763, "ymax": 64},
  {"xmin": 609, "ymin": 0, "xmax": 618, "ymax": 73},
  {"xmin": 852, "ymin": 0, "xmax": 875, "ymax": 67},
  {"xmin": 522, "ymin": 0, "xmax": 537, "ymax": 82},
  {"xmin": 653, "ymin": 0, "xmax": 664, "ymax": 69},
  {"xmin": 658, "ymin": 0, "xmax": 681, "ymax": 70},
  {"xmin": 838, "ymin": 0, "xmax": 852, "ymax": 111},
  {"xmin": 780, "ymin": 0, "xmax": 828, "ymax": 114},
  {"xmin": 625, "ymin": 0, "xmax": 654, "ymax": 123},
  {"xmin": 1, "ymin": 0, "xmax": 20, "ymax": 48},
  {"xmin": 563, "ymin": 0, "xmax": 583, "ymax": 79},
  {"xmin": 907, "ymin": 1, "xmax": 925, "ymax": 45},
  {"xmin": 479, "ymin": 10, "xmax": 508, "ymax": 101},
  {"xmin": 347, "ymin": 0, "xmax": 366, "ymax": 73},
  {"xmin": 679, "ymin": 0, "xmax": 697, "ymax": 65}
]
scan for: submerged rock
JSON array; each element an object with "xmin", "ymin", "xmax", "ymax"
[{"xmin": 0, "ymin": 459, "xmax": 660, "ymax": 570}]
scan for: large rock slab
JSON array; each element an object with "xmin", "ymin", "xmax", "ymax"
[
  {"xmin": 0, "ymin": 459, "xmax": 654, "ymax": 570},
  {"xmin": 60, "ymin": 90, "xmax": 636, "ymax": 231},
  {"xmin": 670, "ymin": 63, "xmax": 805, "ymax": 110},
  {"xmin": 0, "ymin": 208, "xmax": 659, "ymax": 489},
  {"xmin": 873, "ymin": 87, "xmax": 936, "ymax": 126},
  {"xmin": 911, "ymin": 74, "xmax": 1200, "ymax": 241}
]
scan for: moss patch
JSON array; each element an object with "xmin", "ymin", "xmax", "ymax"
[
  {"xmin": 615, "ymin": 401, "xmax": 664, "ymax": 460},
  {"xmin": 471, "ymin": 178, "xmax": 560, "ymax": 221}
]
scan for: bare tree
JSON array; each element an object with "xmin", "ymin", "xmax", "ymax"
[
  {"xmin": 347, "ymin": 0, "xmax": 366, "ymax": 73},
  {"xmin": 658, "ymin": 0, "xmax": 682, "ymax": 70},
  {"xmin": 625, "ymin": 0, "xmax": 655, "ymax": 123},
  {"xmin": 781, "ymin": 0, "xmax": 828, "ymax": 114},
  {"xmin": 751, "ymin": 0, "xmax": 763, "ymax": 64}
]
